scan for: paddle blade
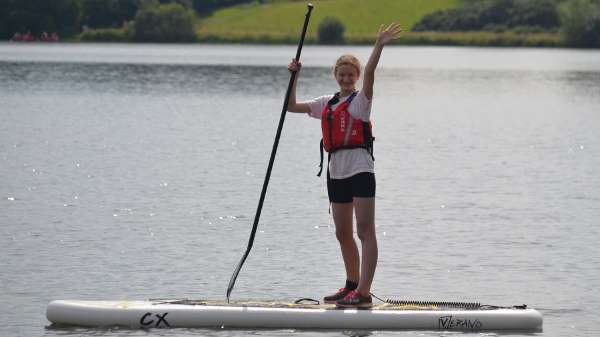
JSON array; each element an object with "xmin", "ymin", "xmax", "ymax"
[{"xmin": 226, "ymin": 252, "xmax": 249, "ymax": 302}]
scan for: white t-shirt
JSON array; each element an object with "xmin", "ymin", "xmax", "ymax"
[{"xmin": 305, "ymin": 90, "xmax": 374, "ymax": 179}]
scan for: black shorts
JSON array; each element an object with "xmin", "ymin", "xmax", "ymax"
[{"xmin": 327, "ymin": 172, "xmax": 376, "ymax": 203}]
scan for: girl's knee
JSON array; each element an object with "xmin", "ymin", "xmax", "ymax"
[
  {"xmin": 356, "ymin": 224, "xmax": 376, "ymax": 241},
  {"xmin": 335, "ymin": 228, "xmax": 354, "ymax": 243}
]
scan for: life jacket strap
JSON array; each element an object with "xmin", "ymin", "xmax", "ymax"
[
  {"xmin": 317, "ymin": 139, "xmax": 324, "ymax": 177},
  {"xmin": 363, "ymin": 121, "xmax": 375, "ymax": 161},
  {"xmin": 317, "ymin": 140, "xmax": 333, "ymax": 177}
]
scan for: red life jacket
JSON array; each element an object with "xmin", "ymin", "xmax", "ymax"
[{"xmin": 317, "ymin": 92, "xmax": 374, "ymax": 176}]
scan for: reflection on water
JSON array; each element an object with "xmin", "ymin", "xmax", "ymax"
[
  {"xmin": 2, "ymin": 60, "xmax": 598, "ymax": 106},
  {"xmin": 2, "ymin": 42, "xmax": 600, "ymax": 71},
  {"xmin": 1, "ymin": 44, "xmax": 600, "ymax": 337},
  {"xmin": 1, "ymin": 62, "xmax": 287, "ymax": 96}
]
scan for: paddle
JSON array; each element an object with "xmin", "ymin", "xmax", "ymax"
[{"xmin": 226, "ymin": 3, "xmax": 314, "ymax": 302}]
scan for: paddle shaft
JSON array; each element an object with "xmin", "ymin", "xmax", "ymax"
[{"xmin": 226, "ymin": 3, "xmax": 314, "ymax": 302}]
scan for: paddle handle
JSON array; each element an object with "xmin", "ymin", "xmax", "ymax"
[{"xmin": 226, "ymin": 3, "xmax": 314, "ymax": 302}]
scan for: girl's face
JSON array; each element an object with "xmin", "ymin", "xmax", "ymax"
[{"xmin": 335, "ymin": 64, "xmax": 359, "ymax": 93}]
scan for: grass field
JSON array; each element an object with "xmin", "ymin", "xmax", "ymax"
[
  {"xmin": 198, "ymin": 0, "xmax": 463, "ymax": 43},
  {"xmin": 76, "ymin": 0, "xmax": 564, "ymax": 47}
]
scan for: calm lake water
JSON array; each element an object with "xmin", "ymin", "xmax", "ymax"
[{"xmin": 1, "ymin": 43, "xmax": 599, "ymax": 337}]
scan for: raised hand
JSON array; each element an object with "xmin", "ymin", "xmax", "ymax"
[{"xmin": 376, "ymin": 23, "xmax": 402, "ymax": 45}]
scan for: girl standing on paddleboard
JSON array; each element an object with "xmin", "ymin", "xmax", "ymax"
[{"xmin": 287, "ymin": 23, "xmax": 402, "ymax": 308}]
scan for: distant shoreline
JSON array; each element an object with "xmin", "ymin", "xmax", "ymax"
[
  {"xmin": 44, "ymin": 30, "xmax": 565, "ymax": 48},
  {"xmin": 195, "ymin": 31, "xmax": 564, "ymax": 48}
]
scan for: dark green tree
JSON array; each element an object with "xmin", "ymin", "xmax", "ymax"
[
  {"xmin": 192, "ymin": 0, "xmax": 218, "ymax": 14},
  {"xmin": 80, "ymin": 0, "xmax": 138, "ymax": 28},
  {"xmin": 159, "ymin": 0, "xmax": 193, "ymax": 8},
  {"xmin": 413, "ymin": 0, "xmax": 561, "ymax": 32},
  {"xmin": 0, "ymin": 0, "xmax": 81, "ymax": 39},
  {"xmin": 318, "ymin": 16, "xmax": 345, "ymax": 44},
  {"xmin": 560, "ymin": 0, "xmax": 600, "ymax": 47},
  {"xmin": 133, "ymin": 3, "xmax": 196, "ymax": 42},
  {"xmin": 511, "ymin": 0, "xmax": 560, "ymax": 28},
  {"xmin": 192, "ymin": 0, "xmax": 254, "ymax": 15}
]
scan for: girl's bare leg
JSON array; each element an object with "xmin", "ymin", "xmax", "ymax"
[
  {"xmin": 331, "ymin": 202, "xmax": 360, "ymax": 284},
  {"xmin": 353, "ymin": 197, "xmax": 377, "ymax": 296}
]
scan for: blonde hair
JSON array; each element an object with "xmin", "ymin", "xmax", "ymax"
[{"xmin": 334, "ymin": 54, "xmax": 361, "ymax": 76}]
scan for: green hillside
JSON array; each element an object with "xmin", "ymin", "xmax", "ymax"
[{"xmin": 198, "ymin": 0, "xmax": 462, "ymax": 43}]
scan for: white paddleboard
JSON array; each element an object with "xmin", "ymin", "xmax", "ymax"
[{"xmin": 46, "ymin": 299, "xmax": 543, "ymax": 331}]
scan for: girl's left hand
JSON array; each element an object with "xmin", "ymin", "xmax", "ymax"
[{"xmin": 377, "ymin": 22, "xmax": 402, "ymax": 45}]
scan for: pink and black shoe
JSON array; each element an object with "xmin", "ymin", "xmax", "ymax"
[
  {"xmin": 323, "ymin": 287, "xmax": 352, "ymax": 304},
  {"xmin": 335, "ymin": 290, "xmax": 373, "ymax": 309}
]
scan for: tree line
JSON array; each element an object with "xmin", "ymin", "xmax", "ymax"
[
  {"xmin": 1, "ymin": 0, "xmax": 598, "ymax": 47},
  {"xmin": 413, "ymin": 0, "xmax": 600, "ymax": 47},
  {"xmin": 0, "ymin": 0, "xmax": 257, "ymax": 41}
]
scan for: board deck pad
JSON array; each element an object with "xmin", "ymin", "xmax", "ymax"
[{"xmin": 149, "ymin": 298, "xmax": 486, "ymax": 310}]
